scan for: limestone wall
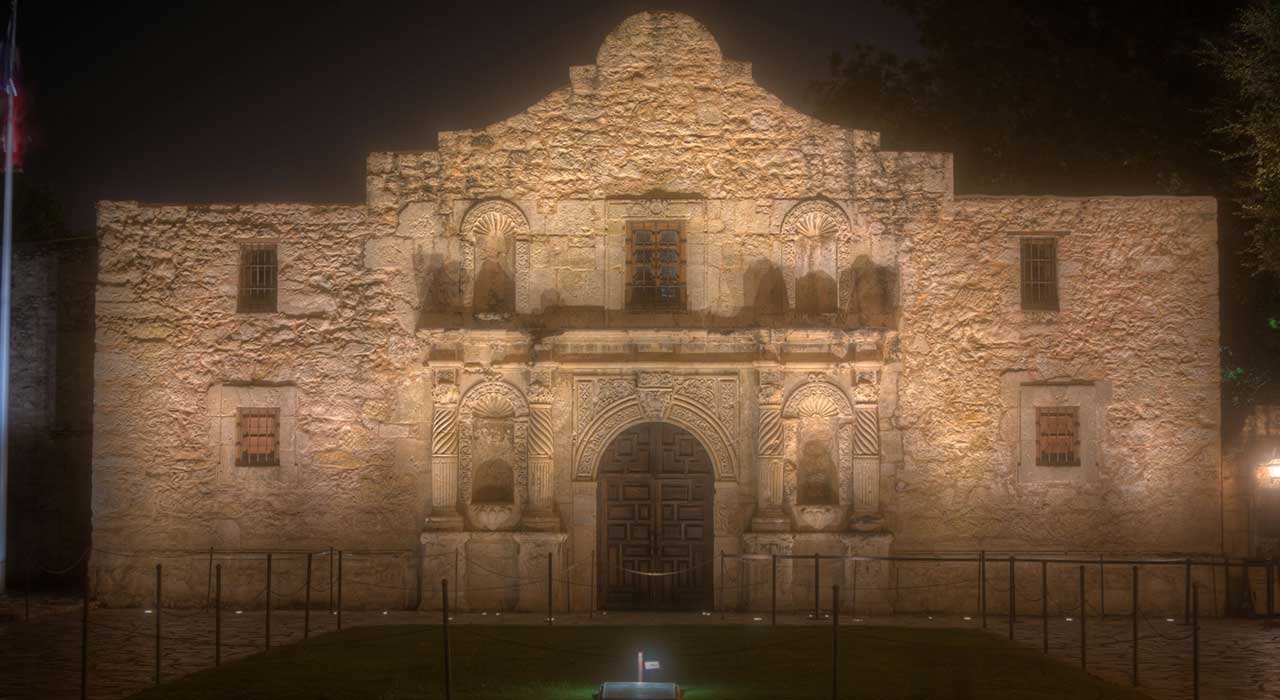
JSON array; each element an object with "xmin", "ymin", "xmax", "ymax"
[
  {"xmin": 91, "ymin": 202, "xmax": 431, "ymax": 605},
  {"xmin": 893, "ymin": 196, "xmax": 1221, "ymax": 555}
]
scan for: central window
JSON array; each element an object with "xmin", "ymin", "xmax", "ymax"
[
  {"xmin": 236, "ymin": 408, "xmax": 280, "ymax": 466},
  {"xmin": 626, "ymin": 220, "xmax": 686, "ymax": 310}
]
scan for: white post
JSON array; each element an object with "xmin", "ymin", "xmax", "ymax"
[
  {"xmin": 637, "ymin": 651, "xmax": 643, "ymax": 683},
  {"xmin": 0, "ymin": 0, "xmax": 19, "ymax": 594}
]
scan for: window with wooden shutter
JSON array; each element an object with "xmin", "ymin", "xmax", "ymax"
[
  {"xmin": 1036, "ymin": 406, "xmax": 1080, "ymax": 467},
  {"xmin": 1020, "ymin": 237, "xmax": 1059, "ymax": 311},
  {"xmin": 626, "ymin": 221, "xmax": 686, "ymax": 310},
  {"xmin": 237, "ymin": 242, "xmax": 278, "ymax": 313},
  {"xmin": 236, "ymin": 408, "xmax": 280, "ymax": 466}
]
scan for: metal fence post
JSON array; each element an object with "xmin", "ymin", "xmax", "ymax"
[
  {"xmin": 1099, "ymin": 554, "xmax": 1105, "ymax": 618},
  {"xmin": 265, "ymin": 553, "xmax": 272, "ymax": 650},
  {"xmin": 1041, "ymin": 560, "xmax": 1048, "ymax": 654},
  {"xmin": 814, "ymin": 553, "xmax": 821, "ymax": 620},
  {"xmin": 155, "ymin": 563, "xmax": 162, "ymax": 686},
  {"xmin": 81, "ymin": 563, "xmax": 89, "ymax": 700},
  {"xmin": 1259, "ymin": 560, "xmax": 1269, "ymax": 621},
  {"xmin": 831, "ymin": 584, "xmax": 840, "ymax": 700},
  {"xmin": 1184, "ymin": 557, "xmax": 1192, "ymax": 624},
  {"xmin": 337, "ymin": 550, "xmax": 344, "ymax": 631},
  {"xmin": 1079, "ymin": 565, "xmax": 1086, "ymax": 670},
  {"xmin": 215, "ymin": 564, "xmax": 222, "ymax": 667},
  {"xmin": 547, "ymin": 551, "xmax": 553, "ymax": 626},
  {"xmin": 1131, "ymin": 565, "xmax": 1138, "ymax": 687},
  {"xmin": 719, "ymin": 550, "xmax": 725, "ymax": 619},
  {"xmin": 980, "ymin": 550, "xmax": 987, "ymax": 629},
  {"xmin": 1192, "ymin": 584, "xmax": 1200, "ymax": 700},
  {"xmin": 442, "ymin": 578, "xmax": 453, "ymax": 700},
  {"xmin": 771, "ymin": 554, "xmax": 777, "ymax": 626},
  {"xmin": 1008, "ymin": 555, "xmax": 1016, "ymax": 640},
  {"xmin": 304, "ymin": 552, "xmax": 313, "ymax": 640}
]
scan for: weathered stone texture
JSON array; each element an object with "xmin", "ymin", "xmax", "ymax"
[{"xmin": 91, "ymin": 12, "xmax": 1220, "ymax": 609}]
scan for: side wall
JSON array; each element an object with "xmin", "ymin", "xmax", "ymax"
[
  {"xmin": 91, "ymin": 203, "xmax": 426, "ymax": 606},
  {"xmin": 895, "ymin": 196, "xmax": 1220, "ymax": 553}
]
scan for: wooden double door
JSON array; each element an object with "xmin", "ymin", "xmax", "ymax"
[{"xmin": 598, "ymin": 422, "xmax": 714, "ymax": 611}]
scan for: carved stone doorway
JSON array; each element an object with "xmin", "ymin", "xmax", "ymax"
[{"xmin": 597, "ymin": 422, "xmax": 713, "ymax": 611}]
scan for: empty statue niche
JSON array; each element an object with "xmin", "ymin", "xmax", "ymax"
[
  {"xmin": 796, "ymin": 435, "xmax": 838, "ymax": 505},
  {"xmin": 472, "ymin": 456, "xmax": 515, "ymax": 504},
  {"xmin": 468, "ymin": 207, "xmax": 521, "ymax": 315},
  {"xmin": 471, "ymin": 408, "xmax": 516, "ymax": 505}
]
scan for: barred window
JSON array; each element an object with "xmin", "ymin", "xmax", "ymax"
[
  {"xmin": 236, "ymin": 408, "xmax": 280, "ymax": 466},
  {"xmin": 237, "ymin": 242, "xmax": 278, "ymax": 313},
  {"xmin": 1020, "ymin": 237, "xmax": 1059, "ymax": 311},
  {"xmin": 626, "ymin": 221, "xmax": 686, "ymax": 310},
  {"xmin": 1036, "ymin": 407, "xmax": 1080, "ymax": 467}
]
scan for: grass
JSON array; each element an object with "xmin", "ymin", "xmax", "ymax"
[{"xmin": 129, "ymin": 624, "xmax": 1148, "ymax": 700}]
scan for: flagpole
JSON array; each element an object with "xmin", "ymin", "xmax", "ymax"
[{"xmin": 0, "ymin": 0, "xmax": 17, "ymax": 594}]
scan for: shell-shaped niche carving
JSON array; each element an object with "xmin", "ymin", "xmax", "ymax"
[
  {"xmin": 460, "ymin": 200, "xmax": 529, "ymax": 315},
  {"xmin": 471, "ymin": 392, "xmax": 516, "ymax": 420},
  {"xmin": 793, "ymin": 392, "xmax": 841, "ymax": 420},
  {"xmin": 781, "ymin": 199, "xmax": 849, "ymax": 241}
]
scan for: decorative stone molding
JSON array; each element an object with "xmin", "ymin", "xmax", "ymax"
[
  {"xmin": 457, "ymin": 379, "xmax": 529, "ymax": 531},
  {"xmin": 459, "ymin": 199, "xmax": 531, "ymax": 314},
  {"xmin": 780, "ymin": 377, "xmax": 855, "ymax": 531},
  {"xmin": 571, "ymin": 373, "xmax": 739, "ymax": 481},
  {"xmin": 780, "ymin": 199, "xmax": 852, "ymax": 311},
  {"xmin": 525, "ymin": 369, "xmax": 558, "ymax": 529},
  {"xmin": 427, "ymin": 369, "xmax": 463, "ymax": 530}
]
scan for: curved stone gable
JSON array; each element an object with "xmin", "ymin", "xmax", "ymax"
[{"xmin": 432, "ymin": 11, "xmax": 879, "ymax": 201}]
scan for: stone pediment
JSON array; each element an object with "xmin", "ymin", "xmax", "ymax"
[{"xmin": 433, "ymin": 11, "xmax": 879, "ymax": 201}]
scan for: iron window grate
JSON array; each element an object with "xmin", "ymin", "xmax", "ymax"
[
  {"xmin": 238, "ymin": 242, "xmax": 278, "ymax": 313},
  {"xmin": 1036, "ymin": 406, "xmax": 1080, "ymax": 467},
  {"xmin": 626, "ymin": 220, "xmax": 686, "ymax": 311},
  {"xmin": 236, "ymin": 408, "xmax": 280, "ymax": 467},
  {"xmin": 1020, "ymin": 237, "xmax": 1059, "ymax": 311}
]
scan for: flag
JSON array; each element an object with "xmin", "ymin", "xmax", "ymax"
[{"xmin": 0, "ymin": 4, "xmax": 14, "ymax": 98}]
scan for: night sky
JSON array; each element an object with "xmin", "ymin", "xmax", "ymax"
[{"xmin": 18, "ymin": 0, "xmax": 917, "ymax": 230}]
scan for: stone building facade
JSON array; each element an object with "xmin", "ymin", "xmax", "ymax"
[{"xmin": 91, "ymin": 13, "xmax": 1221, "ymax": 612}]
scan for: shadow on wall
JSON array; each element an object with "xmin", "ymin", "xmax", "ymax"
[{"xmin": 414, "ymin": 252, "xmax": 899, "ymax": 332}]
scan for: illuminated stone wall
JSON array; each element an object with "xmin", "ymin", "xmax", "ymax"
[{"xmin": 90, "ymin": 12, "xmax": 1220, "ymax": 611}]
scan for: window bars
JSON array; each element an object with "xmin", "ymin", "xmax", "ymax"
[
  {"xmin": 236, "ymin": 408, "xmax": 280, "ymax": 467},
  {"xmin": 1036, "ymin": 406, "xmax": 1080, "ymax": 467},
  {"xmin": 237, "ymin": 242, "xmax": 278, "ymax": 313},
  {"xmin": 626, "ymin": 221, "xmax": 686, "ymax": 310},
  {"xmin": 1020, "ymin": 237, "xmax": 1059, "ymax": 311}
]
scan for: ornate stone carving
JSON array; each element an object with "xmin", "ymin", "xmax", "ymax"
[
  {"xmin": 572, "ymin": 374, "xmax": 739, "ymax": 481},
  {"xmin": 758, "ymin": 408, "xmax": 783, "ymax": 456},
  {"xmin": 780, "ymin": 199, "xmax": 852, "ymax": 311},
  {"xmin": 757, "ymin": 369, "xmax": 784, "ymax": 405},
  {"xmin": 459, "ymin": 199, "xmax": 531, "ymax": 313},
  {"xmin": 458, "ymin": 380, "xmax": 530, "ymax": 531},
  {"xmin": 779, "ymin": 380, "xmax": 856, "ymax": 531},
  {"xmin": 854, "ymin": 407, "xmax": 879, "ymax": 456},
  {"xmin": 526, "ymin": 369, "xmax": 554, "ymax": 405},
  {"xmin": 852, "ymin": 370, "xmax": 880, "ymax": 404}
]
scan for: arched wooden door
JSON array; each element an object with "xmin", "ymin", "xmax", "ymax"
[{"xmin": 597, "ymin": 422, "xmax": 713, "ymax": 611}]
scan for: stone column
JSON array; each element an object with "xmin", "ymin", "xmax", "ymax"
[
  {"xmin": 419, "ymin": 531, "xmax": 471, "ymax": 611},
  {"xmin": 851, "ymin": 406, "xmax": 880, "ymax": 518},
  {"xmin": 426, "ymin": 370, "xmax": 463, "ymax": 530},
  {"xmin": 521, "ymin": 370, "xmax": 559, "ymax": 532},
  {"xmin": 751, "ymin": 371, "xmax": 789, "ymax": 532}
]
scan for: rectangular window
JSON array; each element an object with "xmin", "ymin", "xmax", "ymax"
[
  {"xmin": 236, "ymin": 408, "xmax": 280, "ymax": 466},
  {"xmin": 626, "ymin": 221, "xmax": 686, "ymax": 310},
  {"xmin": 1020, "ymin": 237, "xmax": 1059, "ymax": 311},
  {"xmin": 1036, "ymin": 406, "xmax": 1080, "ymax": 466},
  {"xmin": 237, "ymin": 242, "xmax": 278, "ymax": 313}
]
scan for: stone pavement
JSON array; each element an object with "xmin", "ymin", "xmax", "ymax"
[{"xmin": 2, "ymin": 593, "xmax": 1277, "ymax": 699}]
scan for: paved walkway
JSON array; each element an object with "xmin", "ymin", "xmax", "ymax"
[{"xmin": 2, "ymin": 594, "xmax": 1276, "ymax": 699}]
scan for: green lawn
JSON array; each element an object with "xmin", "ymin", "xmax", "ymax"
[{"xmin": 129, "ymin": 624, "xmax": 1147, "ymax": 700}]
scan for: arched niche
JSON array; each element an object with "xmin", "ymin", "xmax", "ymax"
[
  {"xmin": 460, "ymin": 199, "xmax": 530, "ymax": 315},
  {"xmin": 457, "ymin": 379, "xmax": 529, "ymax": 530},
  {"xmin": 781, "ymin": 380, "xmax": 854, "ymax": 530},
  {"xmin": 780, "ymin": 199, "xmax": 853, "ymax": 315}
]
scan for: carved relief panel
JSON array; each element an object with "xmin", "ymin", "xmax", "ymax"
[{"xmin": 571, "ymin": 372, "xmax": 739, "ymax": 482}]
